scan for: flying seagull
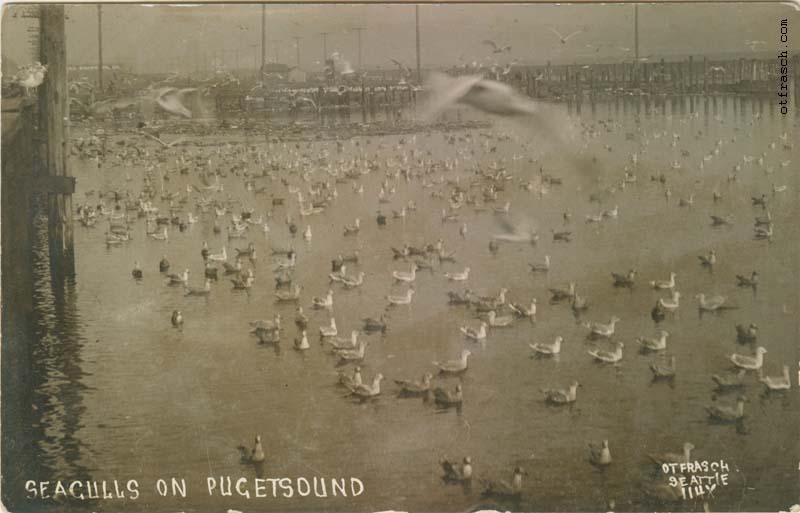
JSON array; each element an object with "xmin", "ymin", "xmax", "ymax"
[
  {"xmin": 154, "ymin": 87, "xmax": 197, "ymax": 118},
  {"xmin": 482, "ymin": 40, "xmax": 512, "ymax": 53},
  {"xmin": 427, "ymin": 72, "xmax": 545, "ymax": 117},
  {"xmin": 548, "ymin": 27, "xmax": 585, "ymax": 44},
  {"xmin": 425, "ymin": 72, "xmax": 573, "ymax": 145},
  {"xmin": 390, "ymin": 58, "xmax": 413, "ymax": 77}
]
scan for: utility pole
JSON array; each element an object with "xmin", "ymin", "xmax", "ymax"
[
  {"xmin": 293, "ymin": 36, "xmax": 302, "ymax": 67},
  {"xmin": 271, "ymin": 40, "xmax": 281, "ymax": 63},
  {"xmin": 634, "ymin": 4, "xmax": 639, "ymax": 63},
  {"xmin": 260, "ymin": 4, "xmax": 266, "ymax": 73},
  {"xmin": 415, "ymin": 5, "xmax": 421, "ymax": 83},
  {"xmin": 97, "ymin": 4, "xmax": 103, "ymax": 93},
  {"xmin": 320, "ymin": 31, "xmax": 329, "ymax": 65},
  {"xmin": 352, "ymin": 27, "xmax": 364, "ymax": 70}
]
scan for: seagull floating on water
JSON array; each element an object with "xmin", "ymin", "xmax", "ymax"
[
  {"xmin": 706, "ymin": 395, "xmax": 746, "ymax": 422},
  {"xmin": 649, "ymin": 272, "xmax": 676, "ymax": 290},
  {"xmin": 530, "ymin": 335, "xmax": 562, "ymax": 356},
  {"xmin": 588, "ymin": 439, "xmax": 612, "ymax": 467},
  {"xmin": 728, "ymin": 346, "xmax": 767, "ymax": 370},
  {"xmin": 759, "ymin": 365, "xmax": 790, "ymax": 391},
  {"xmin": 637, "ymin": 330, "xmax": 669, "ymax": 351},
  {"xmin": 588, "ymin": 342, "xmax": 624, "ymax": 363},
  {"xmin": 542, "ymin": 381, "xmax": 579, "ymax": 404},
  {"xmin": 433, "ymin": 349, "xmax": 471, "ymax": 373}
]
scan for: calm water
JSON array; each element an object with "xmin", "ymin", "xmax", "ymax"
[{"xmin": 25, "ymin": 95, "xmax": 800, "ymax": 512}]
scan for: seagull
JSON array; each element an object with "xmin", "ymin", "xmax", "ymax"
[
  {"xmin": 153, "ymin": 87, "xmax": 197, "ymax": 118},
  {"xmin": 759, "ymin": 365, "xmax": 791, "ymax": 391},
  {"xmin": 487, "ymin": 310, "xmax": 513, "ymax": 327},
  {"xmin": 509, "ymin": 298, "xmax": 537, "ymax": 320},
  {"xmin": 587, "ymin": 342, "xmax": 624, "ymax": 363},
  {"xmin": 327, "ymin": 330, "xmax": 359, "ymax": 351},
  {"xmin": 424, "ymin": 72, "xmax": 572, "ymax": 144},
  {"xmin": 529, "ymin": 255, "xmax": 550, "ymax": 273},
  {"xmin": 735, "ymin": 271, "xmax": 758, "ymax": 288},
  {"xmin": 637, "ymin": 330, "xmax": 669, "ymax": 351},
  {"xmin": 658, "ymin": 291, "xmax": 681, "ymax": 312},
  {"xmin": 348, "ymin": 373, "xmax": 384, "ymax": 399},
  {"xmin": 529, "ymin": 335, "xmax": 562, "ymax": 356},
  {"xmin": 433, "ymin": 349, "xmax": 471, "ymax": 373},
  {"xmin": 480, "ymin": 467, "xmax": 526, "ymax": 498},
  {"xmin": 549, "ymin": 282, "xmax": 576, "ymax": 302},
  {"xmin": 460, "ymin": 321, "xmax": 488, "ymax": 341},
  {"xmin": 293, "ymin": 331, "xmax": 310, "ymax": 351},
  {"xmin": 390, "ymin": 58, "xmax": 413, "ymax": 77},
  {"xmin": 736, "ymin": 323, "xmax": 758, "ymax": 343},
  {"xmin": 650, "ymin": 355, "xmax": 677, "ymax": 379},
  {"xmin": 712, "ymin": 369, "xmax": 747, "ymax": 389},
  {"xmin": 386, "ymin": 289, "xmax": 415, "ymax": 306},
  {"xmin": 588, "ymin": 440, "xmax": 612, "ymax": 467},
  {"xmin": 547, "ymin": 26, "xmax": 585, "ymax": 44},
  {"xmin": 710, "ymin": 215, "xmax": 732, "ymax": 226},
  {"xmin": 131, "ymin": 261, "xmax": 143, "ymax": 280},
  {"xmin": 649, "ymin": 272, "xmax": 676, "ymax": 290},
  {"xmin": 440, "ymin": 456, "xmax": 473, "ymax": 482},
  {"xmin": 583, "ymin": 317, "xmax": 620, "ymax": 338},
  {"xmin": 319, "ymin": 318, "xmax": 338, "ymax": 338},
  {"xmin": 482, "ymin": 39, "xmax": 512, "ymax": 53},
  {"xmin": 392, "ymin": 264, "xmax": 418, "ymax": 283},
  {"xmin": 15, "ymin": 62, "xmax": 47, "ymax": 95},
  {"xmin": 698, "ymin": 250, "xmax": 716, "ymax": 268},
  {"xmin": 696, "ymin": 293, "xmax": 734, "ymax": 312},
  {"xmin": 542, "ymin": 381, "xmax": 579, "ymax": 404},
  {"xmin": 706, "ymin": 395, "xmax": 747, "ymax": 422},
  {"xmin": 338, "ymin": 366, "xmax": 362, "ymax": 389},
  {"xmin": 394, "ymin": 373, "xmax": 433, "ymax": 395},
  {"xmin": 239, "ymin": 435, "xmax": 265, "ymax": 464},
  {"xmin": 433, "ymin": 384, "xmax": 463, "ymax": 407},
  {"xmin": 185, "ymin": 279, "xmax": 212, "ymax": 297},
  {"xmin": 444, "ymin": 267, "xmax": 470, "ymax": 281},
  {"xmin": 729, "ymin": 347, "xmax": 767, "ymax": 370},
  {"xmin": 171, "ymin": 310, "xmax": 183, "ymax": 327},
  {"xmin": 611, "ymin": 269, "xmax": 636, "ymax": 288}
]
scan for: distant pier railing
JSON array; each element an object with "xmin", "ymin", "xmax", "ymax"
[{"xmin": 504, "ymin": 55, "xmax": 800, "ymax": 99}]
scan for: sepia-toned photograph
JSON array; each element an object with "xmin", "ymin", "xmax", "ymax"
[{"xmin": 2, "ymin": 1, "xmax": 799, "ymax": 512}]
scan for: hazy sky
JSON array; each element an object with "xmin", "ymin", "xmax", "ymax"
[{"xmin": 3, "ymin": 2, "xmax": 799, "ymax": 74}]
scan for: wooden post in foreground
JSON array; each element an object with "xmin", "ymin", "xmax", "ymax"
[{"xmin": 39, "ymin": 4, "xmax": 75, "ymax": 278}]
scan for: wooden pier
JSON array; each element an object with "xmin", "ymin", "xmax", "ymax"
[{"xmin": 201, "ymin": 53, "xmax": 799, "ymax": 122}]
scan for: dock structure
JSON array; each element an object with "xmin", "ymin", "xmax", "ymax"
[
  {"xmin": 193, "ymin": 54, "xmax": 799, "ymax": 121},
  {"xmin": 2, "ymin": 4, "xmax": 74, "ymax": 334}
]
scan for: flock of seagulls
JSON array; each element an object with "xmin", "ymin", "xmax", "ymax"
[{"xmin": 69, "ymin": 62, "xmax": 796, "ymax": 510}]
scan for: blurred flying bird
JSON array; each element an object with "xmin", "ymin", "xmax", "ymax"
[
  {"xmin": 424, "ymin": 73, "xmax": 573, "ymax": 146},
  {"xmin": 153, "ymin": 87, "xmax": 197, "ymax": 118},
  {"xmin": 482, "ymin": 40, "xmax": 512, "ymax": 53},
  {"xmin": 547, "ymin": 26, "xmax": 585, "ymax": 44}
]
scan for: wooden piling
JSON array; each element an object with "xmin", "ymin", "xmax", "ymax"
[
  {"xmin": 38, "ymin": 4, "xmax": 74, "ymax": 278},
  {"xmin": 360, "ymin": 81, "xmax": 366, "ymax": 123}
]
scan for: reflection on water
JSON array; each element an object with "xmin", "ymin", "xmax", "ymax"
[
  {"xmin": 14, "ymin": 95, "xmax": 800, "ymax": 512},
  {"xmin": 29, "ymin": 210, "xmax": 94, "ymax": 491}
]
